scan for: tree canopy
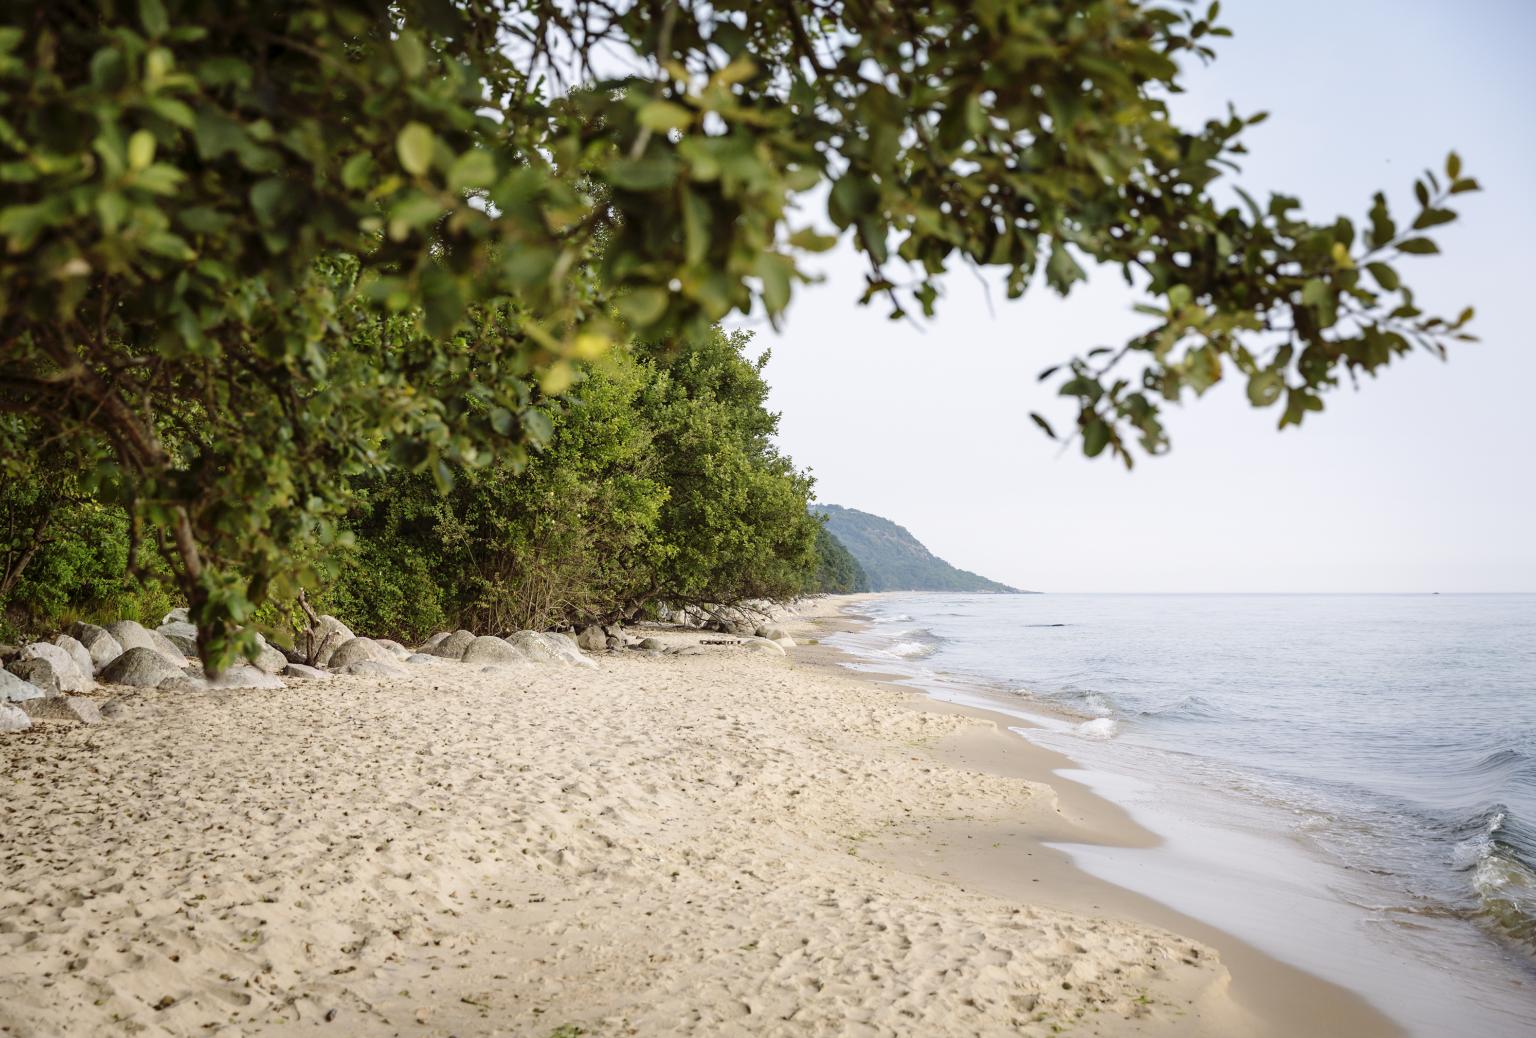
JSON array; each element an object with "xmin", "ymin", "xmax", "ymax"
[{"xmin": 0, "ymin": 0, "xmax": 1476, "ymax": 667}]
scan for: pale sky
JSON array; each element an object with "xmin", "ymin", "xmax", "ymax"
[{"xmin": 748, "ymin": 0, "xmax": 1536, "ymax": 593}]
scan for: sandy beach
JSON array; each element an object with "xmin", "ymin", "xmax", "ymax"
[{"xmin": 0, "ymin": 597, "xmax": 1396, "ymax": 1037}]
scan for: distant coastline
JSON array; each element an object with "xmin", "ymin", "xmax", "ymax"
[{"xmin": 817, "ymin": 504, "xmax": 1033, "ymax": 594}]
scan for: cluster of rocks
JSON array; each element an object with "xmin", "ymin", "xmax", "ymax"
[
  {"xmin": 2, "ymin": 605, "xmax": 801, "ymax": 735},
  {"xmin": 0, "ymin": 612, "xmax": 600, "ymax": 733},
  {"xmin": 656, "ymin": 600, "xmax": 802, "ymax": 638}
]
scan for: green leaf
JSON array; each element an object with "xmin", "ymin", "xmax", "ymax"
[
  {"xmin": 638, "ymin": 99, "xmax": 692, "ymax": 133},
  {"xmin": 1397, "ymin": 238, "xmax": 1439, "ymax": 255},
  {"xmin": 1365, "ymin": 262, "xmax": 1399, "ymax": 291},
  {"xmin": 1029, "ymin": 412, "xmax": 1057, "ymax": 439},
  {"xmin": 0, "ymin": 201, "xmax": 63, "ymax": 250},
  {"xmin": 1411, "ymin": 208, "xmax": 1456, "ymax": 230},
  {"xmin": 132, "ymin": 163, "xmax": 184, "ymax": 195},
  {"xmin": 1366, "ymin": 192, "xmax": 1395, "ymax": 250},
  {"xmin": 828, "ymin": 175, "xmax": 875, "ymax": 229},
  {"xmin": 95, "ymin": 191, "xmax": 128, "ymax": 232},
  {"xmin": 681, "ymin": 187, "xmax": 710, "ymax": 266},
  {"xmin": 386, "ymin": 193, "xmax": 443, "ymax": 240},
  {"xmin": 757, "ymin": 254, "xmax": 793, "ymax": 314},
  {"xmin": 1247, "ymin": 369, "xmax": 1283, "ymax": 407},
  {"xmin": 145, "ymin": 96, "xmax": 196, "ymax": 129},
  {"xmin": 1082, "ymin": 419, "xmax": 1110, "ymax": 457},
  {"xmin": 249, "ymin": 177, "xmax": 289, "ymax": 225},
  {"xmin": 1045, "ymin": 240, "xmax": 1086, "ymax": 293},
  {"xmin": 617, "ymin": 286, "xmax": 668, "ymax": 326},
  {"xmin": 396, "ymin": 122, "xmax": 435, "ymax": 177},
  {"xmin": 394, "ymin": 31, "xmax": 427, "ymax": 79},
  {"xmin": 606, "ymin": 155, "xmax": 678, "ymax": 191},
  {"xmin": 91, "ymin": 48, "xmax": 127, "ymax": 91},
  {"xmin": 141, "ymin": 230, "xmax": 195, "ymax": 260},
  {"xmin": 419, "ymin": 266, "xmax": 463, "ymax": 337},
  {"xmin": 139, "ymin": 0, "xmax": 168, "ymax": 37},
  {"xmin": 127, "ymin": 129, "xmax": 157, "ymax": 170},
  {"xmin": 787, "ymin": 227, "xmax": 838, "ymax": 253},
  {"xmin": 447, "ymin": 149, "xmax": 497, "ymax": 192},
  {"xmin": 523, "ymin": 408, "xmax": 554, "ymax": 444},
  {"xmin": 341, "ymin": 152, "xmax": 374, "ymax": 191}
]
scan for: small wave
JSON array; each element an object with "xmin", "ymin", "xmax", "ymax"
[
  {"xmin": 1135, "ymin": 695, "xmax": 1227, "ymax": 722},
  {"xmin": 1076, "ymin": 717, "xmax": 1119, "ymax": 740},
  {"xmin": 888, "ymin": 640, "xmax": 938, "ymax": 659},
  {"xmin": 1451, "ymin": 809, "xmax": 1504, "ymax": 870},
  {"xmin": 872, "ymin": 614, "xmax": 914, "ymax": 624},
  {"xmin": 1445, "ymin": 805, "xmax": 1536, "ymax": 953},
  {"xmin": 1471, "ymin": 849, "xmax": 1536, "ymax": 953},
  {"xmin": 1464, "ymin": 747, "xmax": 1536, "ymax": 784}
]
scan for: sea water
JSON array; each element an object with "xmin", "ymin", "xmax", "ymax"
[{"xmin": 828, "ymin": 592, "xmax": 1536, "ymax": 1035}]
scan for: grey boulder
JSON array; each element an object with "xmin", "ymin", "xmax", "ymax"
[
  {"xmin": 328, "ymin": 637, "xmax": 399, "ymax": 670},
  {"xmin": 576, "ymin": 625, "xmax": 608, "ymax": 652},
  {"xmin": 0, "ymin": 702, "xmax": 31, "ymax": 732},
  {"xmin": 506, "ymin": 630, "xmax": 564, "ymax": 664},
  {"xmin": 342, "ymin": 660, "xmax": 406, "ymax": 678},
  {"xmin": 106, "ymin": 620, "xmax": 188, "ymax": 663},
  {"xmin": 248, "ymin": 634, "xmax": 289, "ymax": 675},
  {"xmin": 541, "ymin": 632, "xmax": 597, "ymax": 669},
  {"xmin": 21, "ymin": 642, "xmax": 90, "ymax": 692},
  {"xmin": 162, "ymin": 607, "xmax": 190, "ymax": 625},
  {"xmin": 283, "ymin": 663, "xmax": 332, "ymax": 681},
  {"xmin": 22, "ymin": 696, "xmax": 103, "ymax": 724},
  {"xmin": 210, "ymin": 664, "xmax": 284, "ymax": 689},
  {"xmin": 7, "ymin": 658, "xmax": 59, "ymax": 698},
  {"xmin": 430, "ymin": 629, "xmax": 477, "ymax": 660},
  {"xmin": 742, "ymin": 637, "xmax": 787, "ymax": 657},
  {"xmin": 68, "ymin": 622, "xmax": 124, "ymax": 671},
  {"xmin": 99, "ymin": 646, "xmax": 187, "ymax": 687},
  {"xmin": 417, "ymin": 631, "xmax": 451, "ymax": 653},
  {"xmin": 461, "ymin": 636, "xmax": 528, "ymax": 666},
  {"xmin": 157, "ymin": 621, "xmax": 200, "ymax": 656},
  {"xmin": 637, "ymin": 637, "xmax": 666, "ymax": 651},
  {"xmin": 53, "ymin": 635, "xmax": 96, "ymax": 681},
  {"xmin": 0, "ymin": 668, "xmax": 47, "ymax": 703},
  {"xmin": 306, "ymin": 615, "xmax": 356, "ymax": 668},
  {"xmin": 375, "ymin": 639, "xmax": 410, "ymax": 659}
]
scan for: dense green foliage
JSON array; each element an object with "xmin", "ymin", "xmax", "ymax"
[
  {"xmin": 0, "ymin": 1, "xmax": 1474, "ymax": 666},
  {"xmin": 0, "ymin": 472, "xmax": 174, "ymax": 641},
  {"xmin": 304, "ymin": 329, "xmax": 822, "ymax": 639},
  {"xmin": 0, "ymin": 329, "xmax": 885, "ymax": 641},
  {"xmin": 812, "ymin": 525, "xmax": 870, "ymax": 595},
  {"xmin": 819, "ymin": 505, "xmax": 1020, "ymax": 594}
]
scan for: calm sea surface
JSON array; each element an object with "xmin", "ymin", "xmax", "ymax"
[{"xmin": 828, "ymin": 592, "xmax": 1536, "ymax": 1034}]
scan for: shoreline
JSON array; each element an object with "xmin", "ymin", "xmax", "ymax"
[
  {"xmin": 1, "ymin": 601, "xmax": 1397, "ymax": 1036},
  {"xmin": 795, "ymin": 597, "xmax": 1402, "ymax": 1038}
]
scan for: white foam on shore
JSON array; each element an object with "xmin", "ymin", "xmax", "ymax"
[{"xmin": 1076, "ymin": 717, "xmax": 1119, "ymax": 740}]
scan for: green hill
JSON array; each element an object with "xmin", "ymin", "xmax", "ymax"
[{"xmin": 815, "ymin": 505, "xmax": 1023, "ymax": 593}]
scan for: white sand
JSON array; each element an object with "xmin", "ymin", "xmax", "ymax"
[{"xmin": 1, "ymin": 611, "xmax": 1243, "ymax": 1037}]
